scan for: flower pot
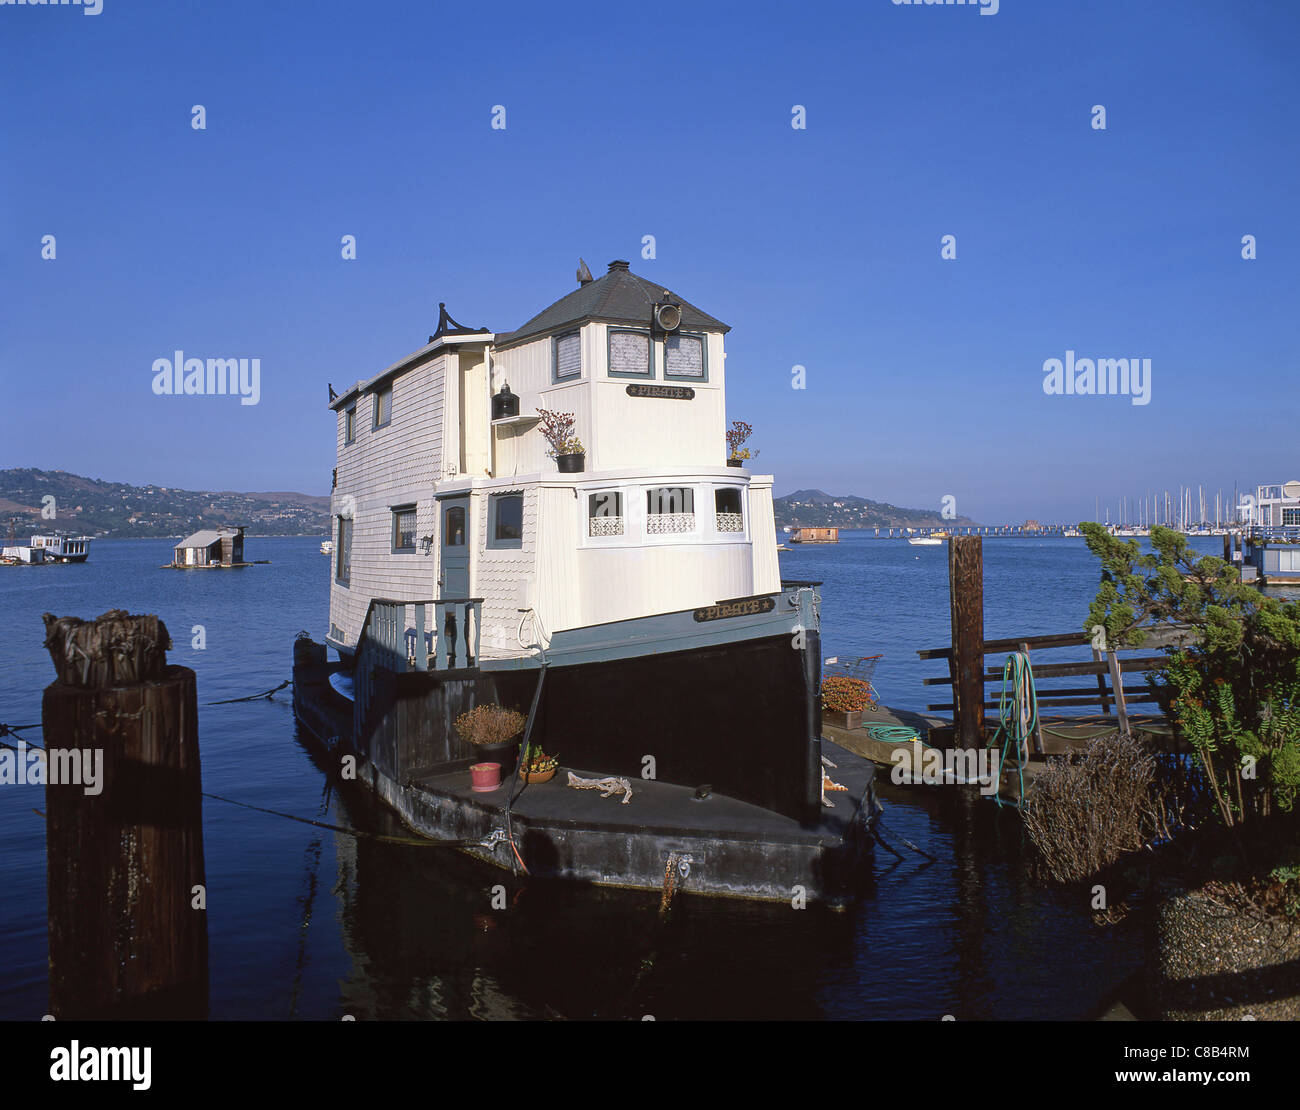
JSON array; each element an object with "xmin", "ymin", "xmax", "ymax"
[
  {"xmin": 519, "ymin": 766, "xmax": 557, "ymax": 784},
  {"xmin": 556, "ymin": 453, "xmax": 585, "ymax": 473},
  {"xmin": 727, "ymin": 459, "xmax": 744, "ymax": 468},
  {"xmin": 470, "ymin": 762, "xmax": 502, "ymax": 792},
  {"xmin": 824, "ymin": 709, "xmax": 863, "ymax": 730}
]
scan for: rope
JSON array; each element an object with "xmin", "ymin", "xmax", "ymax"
[
  {"xmin": 206, "ymin": 679, "xmax": 291, "ymax": 705},
  {"xmin": 986, "ymin": 652, "xmax": 1038, "ymax": 808}
]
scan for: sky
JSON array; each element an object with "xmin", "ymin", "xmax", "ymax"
[{"xmin": 2, "ymin": 0, "xmax": 1297, "ymax": 524}]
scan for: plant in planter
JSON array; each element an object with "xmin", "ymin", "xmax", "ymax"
[
  {"xmin": 454, "ymin": 703, "xmax": 527, "ymax": 764},
  {"xmin": 519, "ymin": 744, "xmax": 559, "ymax": 783},
  {"xmin": 537, "ymin": 408, "xmax": 585, "ymax": 472},
  {"xmin": 725, "ymin": 420, "xmax": 758, "ymax": 467},
  {"xmin": 820, "ymin": 675, "xmax": 873, "ymax": 729}
]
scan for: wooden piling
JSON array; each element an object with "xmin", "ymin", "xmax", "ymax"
[
  {"xmin": 948, "ymin": 537, "xmax": 985, "ymax": 752},
  {"xmin": 41, "ymin": 611, "xmax": 208, "ymax": 1019}
]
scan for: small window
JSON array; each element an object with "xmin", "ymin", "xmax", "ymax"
[
  {"xmin": 588, "ymin": 491, "xmax": 624, "ymax": 537},
  {"xmin": 391, "ymin": 505, "xmax": 417, "ymax": 552},
  {"xmin": 647, "ymin": 487, "xmax": 695, "ymax": 534},
  {"xmin": 716, "ymin": 488, "xmax": 744, "ymax": 534},
  {"xmin": 664, "ymin": 334, "xmax": 706, "ymax": 381},
  {"xmin": 608, "ymin": 329, "xmax": 651, "ymax": 378},
  {"xmin": 373, "ymin": 385, "xmax": 393, "ymax": 428},
  {"xmin": 444, "ymin": 505, "xmax": 466, "ymax": 546},
  {"xmin": 344, "ymin": 406, "xmax": 356, "ymax": 444},
  {"xmin": 489, "ymin": 493, "xmax": 524, "ymax": 549},
  {"xmin": 553, "ymin": 331, "xmax": 581, "ymax": 381},
  {"xmin": 1284, "ymin": 508, "xmax": 1300, "ymax": 526},
  {"xmin": 336, "ymin": 516, "xmax": 352, "ymax": 584}
]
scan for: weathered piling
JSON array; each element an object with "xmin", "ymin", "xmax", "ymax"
[
  {"xmin": 947, "ymin": 538, "xmax": 985, "ymax": 753},
  {"xmin": 41, "ymin": 610, "xmax": 209, "ymax": 1019}
]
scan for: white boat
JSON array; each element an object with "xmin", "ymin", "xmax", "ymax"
[
  {"xmin": 908, "ymin": 530, "xmax": 947, "ymax": 546},
  {"xmin": 321, "ymin": 539, "xmax": 334, "ymax": 555}
]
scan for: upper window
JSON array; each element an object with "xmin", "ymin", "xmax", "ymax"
[
  {"xmin": 647, "ymin": 486, "xmax": 696, "ymax": 535},
  {"xmin": 444, "ymin": 505, "xmax": 466, "ymax": 546},
  {"xmin": 715, "ymin": 488, "xmax": 744, "ymax": 534},
  {"xmin": 663, "ymin": 334, "xmax": 706, "ymax": 381},
  {"xmin": 553, "ymin": 331, "xmax": 581, "ymax": 382},
  {"xmin": 588, "ymin": 491, "xmax": 624, "ymax": 537},
  {"xmin": 1283, "ymin": 508, "xmax": 1300, "ymax": 526},
  {"xmin": 344, "ymin": 406, "xmax": 356, "ymax": 444},
  {"xmin": 391, "ymin": 505, "xmax": 417, "ymax": 553},
  {"xmin": 373, "ymin": 385, "xmax": 393, "ymax": 428},
  {"xmin": 608, "ymin": 329, "xmax": 651, "ymax": 378},
  {"xmin": 489, "ymin": 493, "xmax": 524, "ymax": 549}
]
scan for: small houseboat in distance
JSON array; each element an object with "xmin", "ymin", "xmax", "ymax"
[
  {"xmin": 31, "ymin": 533, "xmax": 92, "ymax": 563},
  {"xmin": 167, "ymin": 526, "xmax": 248, "ymax": 568},
  {"xmin": 789, "ymin": 526, "xmax": 839, "ymax": 544},
  {"xmin": 292, "ymin": 258, "xmax": 877, "ymax": 905}
]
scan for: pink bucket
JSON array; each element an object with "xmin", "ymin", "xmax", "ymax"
[{"xmin": 470, "ymin": 762, "xmax": 501, "ymax": 792}]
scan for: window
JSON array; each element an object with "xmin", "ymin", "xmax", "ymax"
[
  {"xmin": 373, "ymin": 385, "xmax": 392, "ymax": 428},
  {"xmin": 553, "ymin": 331, "xmax": 581, "ymax": 382},
  {"xmin": 608, "ymin": 329, "xmax": 651, "ymax": 378},
  {"xmin": 663, "ymin": 334, "xmax": 706, "ymax": 381},
  {"xmin": 444, "ymin": 505, "xmax": 466, "ymax": 546},
  {"xmin": 335, "ymin": 516, "xmax": 352, "ymax": 584},
  {"xmin": 647, "ymin": 487, "xmax": 695, "ymax": 534},
  {"xmin": 1284, "ymin": 508, "xmax": 1300, "ymax": 527},
  {"xmin": 391, "ymin": 505, "xmax": 417, "ymax": 553},
  {"xmin": 344, "ymin": 406, "xmax": 356, "ymax": 444},
  {"xmin": 489, "ymin": 493, "xmax": 524, "ymax": 549},
  {"xmin": 588, "ymin": 491, "xmax": 624, "ymax": 537},
  {"xmin": 715, "ymin": 488, "xmax": 744, "ymax": 533}
]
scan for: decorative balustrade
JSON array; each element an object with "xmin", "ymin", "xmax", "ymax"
[
  {"xmin": 716, "ymin": 512, "xmax": 744, "ymax": 534},
  {"xmin": 589, "ymin": 516, "xmax": 625, "ymax": 537},
  {"xmin": 646, "ymin": 512, "xmax": 696, "ymax": 535}
]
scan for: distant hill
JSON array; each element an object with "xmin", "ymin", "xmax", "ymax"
[
  {"xmin": 0, "ymin": 468, "xmax": 330, "ymax": 539},
  {"xmin": 775, "ymin": 489, "xmax": 978, "ymax": 529}
]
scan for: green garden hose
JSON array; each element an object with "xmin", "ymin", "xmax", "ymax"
[{"xmin": 987, "ymin": 652, "xmax": 1038, "ymax": 808}]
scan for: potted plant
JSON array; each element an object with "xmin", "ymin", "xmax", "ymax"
[
  {"xmin": 454, "ymin": 703, "xmax": 528, "ymax": 768},
  {"xmin": 519, "ymin": 744, "xmax": 559, "ymax": 783},
  {"xmin": 726, "ymin": 420, "xmax": 757, "ymax": 467},
  {"xmin": 820, "ymin": 675, "xmax": 873, "ymax": 730},
  {"xmin": 538, "ymin": 408, "xmax": 586, "ymax": 473}
]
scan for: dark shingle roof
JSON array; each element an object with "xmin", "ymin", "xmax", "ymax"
[{"xmin": 495, "ymin": 260, "xmax": 729, "ymax": 349}]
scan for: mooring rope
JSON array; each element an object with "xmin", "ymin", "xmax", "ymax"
[{"xmin": 206, "ymin": 679, "xmax": 291, "ymax": 705}]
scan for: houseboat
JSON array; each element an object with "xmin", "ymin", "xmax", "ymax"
[
  {"xmin": 31, "ymin": 533, "xmax": 91, "ymax": 563},
  {"xmin": 292, "ymin": 259, "xmax": 877, "ymax": 904},
  {"xmin": 167, "ymin": 526, "xmax": 248, "ymax": 568},
  {"xmin": 1242, "ymin": 480, "xmax": 1300, "ymax": 586},
  {"xmin": 789, "ymin": 527, "xmax": 839, "ymax": 544}
]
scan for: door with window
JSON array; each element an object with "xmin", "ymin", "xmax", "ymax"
[{"xmin": 439, "ymin": 497, "xmax": 470, "ymax": 598}]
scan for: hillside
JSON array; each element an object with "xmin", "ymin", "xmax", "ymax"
[
  {"xmin": 0, "ymin": 468, "xmax": 330, "ymax": 539},
  {"xmin": 775, "ymin": 489, "xmax": 977, "ymax": 530}
]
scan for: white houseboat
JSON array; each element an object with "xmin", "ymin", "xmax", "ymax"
[
  {"xmin": 292, "ymin": 259, "xmax": 875, "ymax": 904},
  {"xmin": 31, "ymin": 534, "xmax": 91, "ymax": 563}
]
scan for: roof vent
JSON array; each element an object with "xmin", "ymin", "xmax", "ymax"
[{"xmin": 607, "ymin": 259, "xmax": 630, "ymax": 272}]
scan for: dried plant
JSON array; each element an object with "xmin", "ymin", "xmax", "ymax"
[
  {"xmin": 536, "ymin": 409, "xmax": 582, "ymax": 457},
  {"xmin": 1021, "ymin": 730, "xmax": 1177, "ymax": 883},
  {"xmin": 454, "ymin": 703, "xmax": 527, "ymax": 747},
  {"xmin": 726, "ymin": 420, "xmax": 755, "ymax": 460}
]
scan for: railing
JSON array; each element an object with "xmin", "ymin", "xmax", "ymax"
[
  {"xmin": 716, "ymin": 512, "xmax": 744, "ymax": 533},
  {"xmin": 589, "ymin": 516, "xmax": 625, "ymax": 537},
  {"xmin": 646, "ymin": 512, "xmax": 695, "ymax": 534},
  {"xmin": 1249, "ymin": 526, "xmax": 1300, "ymax": 543}
]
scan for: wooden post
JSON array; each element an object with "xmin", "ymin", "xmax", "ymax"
[
  {"xmin": 41, "ymin": 611, "xmax": 208, "ymax": 1019},
  {"xmin": 1106, "ymin": 648, "xmax": 1131, "ymax": 735},
  {"xmin": 948, "ymin": 537, "xmax": 985, "ymax": 754}
]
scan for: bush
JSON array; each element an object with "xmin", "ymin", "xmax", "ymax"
[
  {"xmin": 1021, "ymin": 730, "xmax": 1173, "ymax": 883},
  {"xmin": 454, "ymin": 703, "xmax": 526, "ymax": 747},
  {"xmin": 821, "ymin": 675, "xmax": 872, "ymax": 713}
]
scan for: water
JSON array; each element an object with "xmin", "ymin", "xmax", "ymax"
[{"xmin": 0, "ymin": 533, "xmax": 1227, "ymax": 1020}]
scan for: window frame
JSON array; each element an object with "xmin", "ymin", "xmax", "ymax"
[
  {"xmin": 552, "ymin": 329, "xmax": 582, "ymax": 384},
  {"xmin": 487, "ymin": 491, "xmax": 525, "ymax": 550},
  {"xmin": 662, "ymin": 332, "xmax": 708, "ymax": 383},
  {"xmin": 344, "ymin": 405, "xmax": 356, "ymax": 445},
  {"xmin": 372, "ymin": 384, "xmax": 393, "ymax": 429},
  {"xmin": 606, "ymin": 327, "xmax": 654, "ymax": 379},
  {"xmin": 335, "ymin": 515, "xmax": 352, "ymax": 585},
  {"xmin": 390, "ymin": 503, "xmax": 418, "ymax": 554},
  {"xmin": 586, "ymin": 489, "xmax": 625, "ymax": 541},
  {"xmin": 714, "ymin": 486, "xmax": 746, "ymax": 538}
]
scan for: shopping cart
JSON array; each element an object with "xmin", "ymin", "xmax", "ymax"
[{"xmin": 823, "ymin": 654, "xmax": 883, "ymax": 711}]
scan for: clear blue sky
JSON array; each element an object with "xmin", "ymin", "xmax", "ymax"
[{"xmin": 2, "ymin": 0, "xmax": 1297, "ymax": 523}]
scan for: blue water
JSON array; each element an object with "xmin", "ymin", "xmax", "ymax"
[{"xmin": 0, "ymin": 533, "xmax": 1227, "ymax": 1020}]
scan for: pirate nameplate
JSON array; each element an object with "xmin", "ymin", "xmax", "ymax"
[
  {"xmin": 626, "ymin": 384, "xmax": 695, "ymax": 400},
  {"xmin": 693, "ymin": 596, "xmax": 776, "ymax": 622}
]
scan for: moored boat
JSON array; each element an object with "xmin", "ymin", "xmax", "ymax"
[{"xmin": 31, "ymin": 533, "xmax": 91, "ymax": 563}]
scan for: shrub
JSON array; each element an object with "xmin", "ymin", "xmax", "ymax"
[
  {"xmin": 454, "ymin": 704, "xmax": 527, "ymax": 747},
  {"xmin": 537, "ymin": 409, "xmax": 583, "ymax": 458}
]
